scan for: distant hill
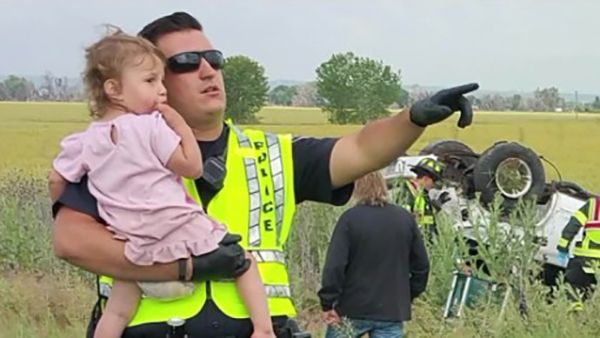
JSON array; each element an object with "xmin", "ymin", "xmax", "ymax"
[
  {"xmin": 382, "ymin": 83, "xmax": 598, "ymax": 104},
  {"xmin": 268, "ymin": 79, "xmax": 306, "ymax": 89},
  {"xmin": 3, "ymin": 75, "xmax": 597, "ymax": 104},
  {"xmin": 4, "ymin": 75, "xmax": 81, "ymax": 85},
  {"xmin": 0, "ymin": 74, "xmax": 82, "ymax": 88}
]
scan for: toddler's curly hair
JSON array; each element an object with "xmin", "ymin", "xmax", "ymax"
[{"xmin": 83, "ymin": 26, "xmax": 165, "ymax": 117}]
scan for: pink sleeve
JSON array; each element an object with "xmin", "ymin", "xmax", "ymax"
[
  {"xmin": 150, "ymin": 111, "xmax": 182, "ymax": 166},
  {"xmin": 53, "ymin": 132, "xmax": 87, "ymax": 183}
]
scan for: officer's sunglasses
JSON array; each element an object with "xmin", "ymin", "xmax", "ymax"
[{"xmin": 166, "ymin": 50, "xmax": 224, "ymax": 74}]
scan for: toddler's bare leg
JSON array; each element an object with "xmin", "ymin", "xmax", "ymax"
[
  {"xmin": 235, "ymin": 253, "xmax": 276, "ymax": 338},
  {"xmin": 94, "ymin": 279, "xmax": 141, "ymax": 338}
]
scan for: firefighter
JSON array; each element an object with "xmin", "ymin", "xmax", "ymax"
[
  {"xmin": 395, "ymin": 157, "xmax": 446, "ymax": 236},
  {"xmin": 557, "ymin": 196, "xmax": 600, "ymax": 308}
]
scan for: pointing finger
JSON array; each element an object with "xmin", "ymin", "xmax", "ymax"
[{"xmin": 446, "ymin": 83, "xmax": 479, "ymax": 96}]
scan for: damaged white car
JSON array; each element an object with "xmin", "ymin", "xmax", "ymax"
[{"xmin": 382, "ymin": 140, "xmax": 597, "ymax": 284}]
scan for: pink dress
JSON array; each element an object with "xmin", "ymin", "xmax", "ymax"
[{"xmin": 53, "ymin": 111, "xmax": 227, "ymax": 266}]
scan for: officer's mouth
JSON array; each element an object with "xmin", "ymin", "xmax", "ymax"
[{"xmin": 201, "ymin": 85, "xmax": 221, "ymax": 97}]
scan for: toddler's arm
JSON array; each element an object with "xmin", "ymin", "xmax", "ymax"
[{"xmin": 158, "ymin": 104, "xmax": 203, "ymax": 179}]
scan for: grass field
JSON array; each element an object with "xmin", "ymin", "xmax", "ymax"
[
  {"xmin": 2, "ymin": 101, "xmax": 600, "ymax": 191},
  {"xmin": 3, "ymin": 101, "xmax": 600, "ymax": 337}
]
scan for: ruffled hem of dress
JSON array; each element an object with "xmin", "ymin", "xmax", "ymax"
[{"xmin": 125, "ymin": 232, "xmax": 226, "ymax": 266}]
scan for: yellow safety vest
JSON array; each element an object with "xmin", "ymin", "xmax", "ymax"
[
  {"xmin": 571, "ymin": 198, "xmax": 600, "ymax": 260},
  {"xmin": 404, "ymin": 180, "xmax": 435, "ymax": 228},
  {"xmin": 98, "ymin": 122, "xmax": 297, "ymax": 326}
]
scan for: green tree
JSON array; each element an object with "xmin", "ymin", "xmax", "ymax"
[
  {"xmin": 592, "ymin": 96, "xmax": 600, "ymax": 110},
  {"xmin": 533, "ymin": 87, "xmax": 561, "ymax": 111},
  {"xmin": 510, "ymin": 94, "xmax": 522, "ymax": 111},
  {"xmin": 396, "ymin": 87, "xmax": 409, "ymax": 108},
  {"xmin": 3, "ymin": 75, "xmax": 35, "ymax": 101},
  {"xmin": 316, "ymin": 52, "xmax": 403, "ymax": 124},
  {"xmin": 292, "ymin": 82, "xmax": 322, "ymax": 107},
  {"xmin": 223, "ymin": 55, "xmax": 269, "ymax": 123},
  {"xmin": 0, "ymin": 83, "xmax": 8, "ymax": 101},
  {"xmin": 268, "ymin": 85, "xmax": 297, "ymax": 106}
]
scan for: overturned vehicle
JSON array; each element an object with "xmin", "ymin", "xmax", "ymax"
[{"xmin": 382, "ymin": 140, "xmax": 597, "ymax": 284}]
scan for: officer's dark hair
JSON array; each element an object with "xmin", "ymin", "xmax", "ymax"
[{"xmin": 139, "ymin": 12, "xmax": 203, "ymax": 44}]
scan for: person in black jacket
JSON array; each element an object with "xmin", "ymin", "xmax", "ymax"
[{"xmin": 318, "ymin": 171, "xmax": 430, "ymax": 338}]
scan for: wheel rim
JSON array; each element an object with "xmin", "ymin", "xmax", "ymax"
[{"xmin": 494, "ymin": 157, "xmax": 533, "ymax": 199}]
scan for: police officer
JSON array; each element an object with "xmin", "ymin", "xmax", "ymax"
[{"xmin": 51, "ymin": 12, "xmax": 478, "ymax": 338}]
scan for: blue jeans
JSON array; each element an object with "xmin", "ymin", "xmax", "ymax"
[{"xmin": 325, "ymin": 319, "xmax": 404, "ymax": 338}]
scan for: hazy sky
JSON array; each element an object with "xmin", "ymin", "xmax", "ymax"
[{"xmin": 1, "ymin": 0, "xmax": 598, "ymax": 93}]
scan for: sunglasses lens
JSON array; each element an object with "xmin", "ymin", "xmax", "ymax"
[
  {"xmin": 168, "ymin": 50, "xmax": 224, "ymax": 73},
  {"xmin": 203, "ymin": 50, "xmax": 224, "ymax": 70},
  {"xmin": 168, "ymin": 52, "xmax": 201, "ymax": 73}
]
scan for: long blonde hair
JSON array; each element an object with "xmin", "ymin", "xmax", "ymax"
[{"xmin": 353, "ymin": 171, "xmax": 389, "ymax": 207}]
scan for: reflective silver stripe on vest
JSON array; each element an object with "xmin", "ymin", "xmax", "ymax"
[
  {"xmin": 232, "ymin": 125, "xmax": 262, "ymax": 247},
  {"xmin": 265, "ymin": 133, "xmax": 285, "ymax": 245},
  {"xmin": 99, "ymin": 282, "xmax": 112, "ymax": 298},
  {"xmin": 265, "ymin": 284, "xmax": 292, "ymax": 298},
  {"xmin": 251, "ymin": 250, "xmax": 286, "ymax": 264}
]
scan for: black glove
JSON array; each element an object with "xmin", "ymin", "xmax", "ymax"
[
  {"xmin": 409, "ymin": 83, "xmax": 479, "ymax": 128},
  {"xmin": 191, "ymin": 234, "xmax": 250, "ymax": 282},
  {"xmin": 431, "ymin": 191, "xmax": 451, "ymax": 211},
  {"xmin": 438, "ymin": 191, "xmax": 451, "ymax": 204}
]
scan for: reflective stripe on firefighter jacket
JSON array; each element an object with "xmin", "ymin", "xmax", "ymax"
[
  {"xmin": 558, "ymin": 197, "xmax": 600, "ymax": 271},
  {"xmin": 403, "ymin": 180, "xmax": 435, "ymax": 228},
  {"xmin": 97, "ymin": 121, "xmax": 297, "ymax": 326}
]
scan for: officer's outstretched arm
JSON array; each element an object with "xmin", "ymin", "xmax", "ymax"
[
  {"xmin": 329, "ymin": 83, "xmax": 478, "ymax": 187},
  {"xmin": 53, "ymin": 207, "xmax": 179, "ymax": 281},
  {"xmin": 330, "ymin": 111, "xmax": 423, "ymax": 187}
]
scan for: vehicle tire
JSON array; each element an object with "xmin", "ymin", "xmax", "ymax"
[
  {"xmin": 555, "ymin": 181, "xmax": 597, "ymax": 200},
  {"xmin": 419, "ymin": 140, "xmax": 479, "ymax": 185},
  {"xmin": 474, "ymin": 141, "xmax": 545, "ymax": 209},
  {"xmin": 419, "ymin": 139, "xmax": 476, "ymax": 157}
]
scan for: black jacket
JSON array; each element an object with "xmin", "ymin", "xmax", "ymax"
[{"xmin": 318, "ymin": 203, "xmax": 429, "ymax": 322}]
